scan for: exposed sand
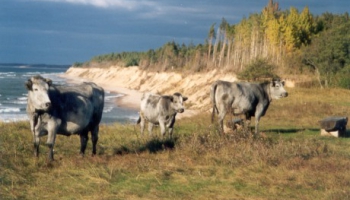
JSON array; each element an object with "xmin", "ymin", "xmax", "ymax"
[
  {"xmin": 62, "ymin": 66, "xmax": 238, "ymax": 119},
  {"xmin": 61, "ymin": 74, "xmax": 142, "ymax": 110}
]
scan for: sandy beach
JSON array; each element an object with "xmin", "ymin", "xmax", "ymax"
[
  {"xmin": 61, "ymin": 73, "xmax": 199, "ymax": 119},
  {"xmin": 61, "ymin": 74, "xmax": 141, "ymax": 110},
  {"xmin": 62, "ymin": 66, "xmax": 239, "ymax": 119}
]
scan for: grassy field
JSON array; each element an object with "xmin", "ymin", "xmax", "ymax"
[{"xmin": 1, "ymin": 87, "xmax": 350, "ymax": 200}]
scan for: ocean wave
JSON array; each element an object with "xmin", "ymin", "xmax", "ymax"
[
  {"xmin": 22, "ymin": 72, "xmax": 43, "ymax": 77},
  {"xmin": 105, "ymin": 94, "xmax": 124, "ymax": 100},
  {"xmin": 0, "ymin": 72, "xmax": 16, "ymax": 79},
  {"xmin": 4, "ymin": 98, "xmax": 27, "ymax": 105},
  {"xmin": 10, "ymin": 100, "xmax": 27, "ymax": 105},
  {"xmin": 18, "ymin": 97, "xmax": 28, "ymax": 101},
  {"xmin": 0, "ymin": 107, "xmax": 21, "ymax": 113},
  {"xmin": 128, "ymin": 115, "xmax": 140, "ymax": 121},
  {"xmin": 103, "ymin": 106, "xmax": 113, "ymax": 113}
]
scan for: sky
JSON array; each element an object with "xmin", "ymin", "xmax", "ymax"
[{"xmin": 1, "ymin": 0, "xmax": 349, "ymax": 65}]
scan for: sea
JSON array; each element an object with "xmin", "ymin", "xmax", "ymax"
[{"xmin": 0, "ymin": 63, "xmax": 139, "ymax": 124}]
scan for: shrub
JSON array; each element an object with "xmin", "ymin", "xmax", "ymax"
[{"xmin": 237, "ymin": 58, "xmax": 279, "ymax": 81}]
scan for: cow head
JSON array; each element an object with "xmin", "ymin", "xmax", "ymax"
[
  {"xmin": 25, "ymin": 75, "xmax": 52, "ymax": 111},
  {"xmin": 269, "ymin": 79, "xmax": 288, "ymax": 100},
  {"xmin": 170, "ymin": 92, "xmax": 188, "ymax": 113}
]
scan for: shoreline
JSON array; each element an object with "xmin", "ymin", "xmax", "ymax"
[
  {"xmin": 60, "ymin": 73, "xmax": 199, "ymax": 119},
  {"xmin": 60, "ymin": 74, "xmax": 142, "ymax": 111}
]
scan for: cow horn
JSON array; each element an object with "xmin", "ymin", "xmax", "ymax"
[
  {"xmin": 45, "ymin": 78, "xmax": 52, "ymax": 86},
  {"xmin": 25, "ymin": 79, "xmax": 33, "ymax": 90}
]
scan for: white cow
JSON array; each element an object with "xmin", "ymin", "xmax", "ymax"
[
  {"xmin": 25, "ymin": 75, "xmax": 104, "ymax": 161},
  {"xmin": 137, "ymin": 92, "xmax": 188, "ymax": 136},
  {"xmin": 211, "ymin": 79, "xmax": 288, "ymax": 134}
]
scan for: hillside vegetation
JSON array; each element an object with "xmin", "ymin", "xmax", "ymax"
[
  {"xmin": 1, "ymin": 87, "xmax": 350, "ymax": 199},
  {"xmin": 74, "ymin": 0, "xmax": 350, "ymax": 89}
]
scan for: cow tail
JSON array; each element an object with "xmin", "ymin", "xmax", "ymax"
[{"xmin": 211, "ymin": 81, "xmax": 219, "ymax": 123}]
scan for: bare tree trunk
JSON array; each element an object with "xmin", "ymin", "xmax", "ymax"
[
  {"xmin": 226, "ymin": 39, "xmax": 232, "ymax": 69},
  {"xmin": 207, "ymin": 38, "xmax": 212, "ymax": 62},
  {"xmin": 218, "ymin": 34, "xmax": 226, "ymax": 67},
  {"xmin": 212, "ymin": 29, "xmax": 221, "ymax": 66}
]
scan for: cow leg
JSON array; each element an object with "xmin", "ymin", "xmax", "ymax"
[
  {"xmin": 254, "ymin": 106, "xmax": 265, "ymax": 135},
  {"xmin": 243, "ymin": 113, "xmax": 252, "ymax": 135},
  {"xmin": 140, "ymin": 117, "xmax": 146, "ymax": 135},
  {"xmin": 90, "ymin": 126, "xmax": 99, "ymax": 156},
  {"xmin": 254, "ymin": 113, "xmax": 262, "ymax": 135},
  {"xmin": 148, "ymin": 122, "xmax": 154, "ymax": 135},
  {"xmin": 30, "ymin": 117, "xmax": 40, "ymax": 157},
  {"xmin": 46, "ymin": 136, "xmax": 55, "ymax": 162},
  {"xmin": 46, "ymin": 124, "xmax": 57, "ymax": 161},
  {"xmin": 217, "ymin": 106, "xmax": 227, "ymax": 135},
  {"xmin": 167, "ymin": 117, "xmax": 176, "ymax": 138},
  {"xmin": 46, "ymin": 143, "xmax": 55, "ymax": 161},
  {"xmin": 33, "ymin": 135, "xmax": 40, "ymax": 157},
  {"xmin": 159, "ymin": 121, "xmax": 167, "ymax": 137},
  {"xmin": 255, "ymin": 118, "xmax": 260, "ymax": 135},
  {"xmin": 80, "ymin": 131, "xmax": 89, "ymax": 156}
]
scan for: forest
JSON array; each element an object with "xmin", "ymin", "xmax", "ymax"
[{"xmin": 74, "ymin": 0, "xmax": 350, "ymax": 89}]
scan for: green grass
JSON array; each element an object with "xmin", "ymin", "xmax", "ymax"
[{"xmin": 1, "ymin": 87, "xmax": 350, "ymax": 199}]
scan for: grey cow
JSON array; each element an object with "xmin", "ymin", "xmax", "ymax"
[
  {"xmin": 211, "ymin": 79, "xmax": 288, "ymax": 135},
  {"xmin": 137, "ymin": 92, "xmax": 188, "ymax": 136},
  {"xmin": 25, "ymin": 75, "xmax": 104, "ymax": 161}
]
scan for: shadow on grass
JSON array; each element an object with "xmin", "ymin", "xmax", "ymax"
[
  {"xmin": 113, "ymin": 137, "xmax": 178, "ymax": 155},
  {"xmin": 264, "ymin": 128, "xmax": 320, "ymax": 134},
  {"xmin": 265, "ymin": 128, "xmax": 350, "ymax": 137}
]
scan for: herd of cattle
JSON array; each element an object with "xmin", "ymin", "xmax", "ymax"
[{"xmin": 25, "ymin": 75, "xmax": 288, "ymax": 161}]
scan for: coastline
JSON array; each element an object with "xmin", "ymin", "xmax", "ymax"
[
  {"xmin": 61, "ymin": 74, "xmax": 199, "ymax": 119},
  {"xmin": 61, "ymin": 66, "xmax": 238, "ymax": 119},
  {"xmin": 60, "ymin": 74, "xmax": 142, "ymax": 111}
]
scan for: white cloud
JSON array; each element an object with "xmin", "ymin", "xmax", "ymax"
[
  {"xmin": 28, "ymin": 0, "xmax": 204, "ymax": 20},
  {"xmin": 30, "ymin": 0, "xmax": 156, "ymax": 10}
]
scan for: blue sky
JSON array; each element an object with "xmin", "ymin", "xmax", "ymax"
[{"xmin": 1, "ymin": 0, "xmax": 349, "ymax": 65}]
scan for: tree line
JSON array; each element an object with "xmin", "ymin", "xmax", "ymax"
[{"xmin": 74, "ymin": 0, "xmax": 350, "ymax": 89}]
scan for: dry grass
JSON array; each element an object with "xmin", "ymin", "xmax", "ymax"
[{"xmin": 1, "ymin": 87, "xmax": 350, "ymax": 200}]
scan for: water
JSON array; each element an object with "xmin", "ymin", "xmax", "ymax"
[{"xmin": 0, "ymin": 63, "xmax": 139, "ymax": 124}]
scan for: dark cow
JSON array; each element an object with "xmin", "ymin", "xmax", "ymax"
[
  {"xmin": 25, "ymin": 75, "xmax": 104, "ymax": 161},
  {"xmin": 211, "ymin": 79, "xmax": 288, "ymax": 134},
  {"xmin": 137, "ymin": 92, "xmax": 188, "ymax": 136}
]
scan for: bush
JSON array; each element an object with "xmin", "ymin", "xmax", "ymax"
[
  {"xmin": 336, "ymin": 65, "xmax": 350, "ymax": 89},
  {"xmin": 72, "ymin": 62, "xmax": 84, "ymax": 67},
  {"xmin": 125, "ymin": 57, "xmax": 139, "ymax": 67},
  {"xmin": 237, "ymin": 58, "xmax": 279, "ymax": 81}
]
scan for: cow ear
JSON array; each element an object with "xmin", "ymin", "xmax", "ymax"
[
  {"xmin": 271, "ymin": 80, "xmax": 276, "ymax": 87},
  {"xmin": 183, "ymin": 96, "xmax": 188, "ymax": 102},
  {"xmin": 281, "ymin": 80, "xmax": 285, "ymax": 86},
  {"xmin": 168, "ymin": 96, "xmax": 174, "ymax": 102},
  {"xmin": 25, "ymin": 79, "xmax": 32, "ymax": 90},
  {"xmin": 45, "ymin": 78, "xmax": 52, "ymax": 86}
]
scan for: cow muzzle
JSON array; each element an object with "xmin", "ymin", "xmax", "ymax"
[
  {"xmin": 177, "ymin": 108, "xmax": 185, "ymax": 113},
  {"xmin": 281, "ymin": 92, "xmax": 288, "ymax": 98},
  {"xmin": 40, "ymin": 102, "xmax": 51, "ymax": 111}
]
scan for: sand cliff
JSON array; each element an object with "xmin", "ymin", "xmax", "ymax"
[{"xmin": 64, "ymin": 66, "xmax": 238, "ymax": 117}]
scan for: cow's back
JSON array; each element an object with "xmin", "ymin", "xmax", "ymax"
[
  {"xmin": 232, "ymin": 82, "xmax": 269, "ymax": 117},
  {"xmin": 213, "ymin": 80, "xmax": 237, "ymax": 104},
  {"xmin": 49, "ymin": 83, "xmax": 104, "ymax": 134},
  {"xmin": 140, "ymin": 93, "xmax": 162, "ymax": 123}
]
